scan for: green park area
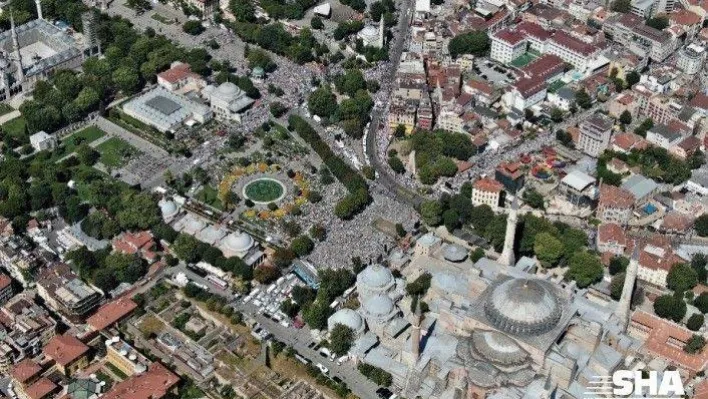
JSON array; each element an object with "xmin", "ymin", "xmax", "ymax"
[
  {"xmin": 195, "ymin": 185, "xmax": 223, "ymax": 210},
  {"xmin": 244, "ymin": 178, "xmax": 285, "ymax": 203},
  {"xmin": 2, "ymin": 116, "xmax": 27, "ymax": 139},
  {"xmin": 63, "ymin": 126, "xmax": 107, "ymax": 153},
  {"xmin": 0, "ymin": 103, "xmax": 14, "ymax": 117},
  {"xmin": 96, "ymin": 137, "xmax": 136, "ymax": 168}
]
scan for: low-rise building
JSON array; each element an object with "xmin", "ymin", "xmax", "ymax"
[
  {"xmin": 0, "ymin": 272, "xmax": 12, "ymax": 305},
  {"xmin": 596, "ymin": 223, "xmax": 629, "ymax": 256},
  {"xmin": 157, "ymin": 61, "xmax": 206, "ymax": 93},
  {"xmin": 597, "ymin": 184, "xmax": 635, "ymax": 225},
  {"xmin": 645, "ymin": 124, "xmax": 684, "ymax": 149},
  {"xmin": 495, "ymin": 161, "xmax": 525, "ymax": 194},
  {"xmin": 472, "ymin": 178, "xmax": 504, "ymax": 210},
  {"xmin": 29, "ymin": 131, "xmax": 57, "ymax": 152},
  {"xmin": 635, "ymin": 236, "xmax": 683, "ymax": 288},
  {"xmin": 36, "ymin": 263, "xmax": 101, "ymax": 323},
  {"xmin": 502, "ymin": 77, "xmax": 547, "ymax": 110},
  {"xmin": 0, "ymin": 294, "xmax": 57, "ymax": 363},
  {"xmin": 123, "ymin": 87, "xmax": 213, "ymax": 133},
  {"xmin": 43, "ymin": 334, "xmax": 89, "ymax": 377},
  {"xmin": 677, "ymin": 43, "xmax": 706, "ymax": 75},
  {"xmin": 101, "ymin": 362, "xmax": 179, "ymax": 399},
  {"xmin": 106, "ymin": 336, "xmax": 150, "ymax": 377},
  {"xmin": 558, "ymin": 170, "xmax": 597, "ymax": 207},
  {"xmin": 620, "ymin": 174, "xmax": 659, "ymax": 207}
]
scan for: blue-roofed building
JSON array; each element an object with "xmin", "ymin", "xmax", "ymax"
[{"xmin": 293, "ymin": 259, "xmax": 320, "ymax": 289}]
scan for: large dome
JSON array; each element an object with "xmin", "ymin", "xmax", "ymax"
[
  {"xmin": 216, "ymin": 82, "xmax": 243, "ymax": 99},
  {"xmin": 484, "ymin": 278, "xmax": 562, "ymax": 336},
  {"xmin": 362, "ymin": 294, "xmax": 394, "ymax": 318},
  {"xmin": 222, "ymin": 231, "xmax": 254, "ymax": 254},
  {"xmin": 160, "ymin": 200, "xmax": 178, "ymax": 218},
  {"xmin": 328, "ymin": 308, "xmax": 365, "ymax": 335},
  {"xmin": 359, "ymin": 264, "xmax": 394, "ymax": 291}
]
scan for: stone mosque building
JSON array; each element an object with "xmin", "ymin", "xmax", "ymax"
[{"xmin": 330, "ymin": 204, "xmax": 644, "ymax": 399}]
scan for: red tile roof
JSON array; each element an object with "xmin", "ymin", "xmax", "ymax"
[
  {"xmin": 102, "ymin": 362, "xmax": 180, "ymax": 399},
  {"xmin": 24, "ymin": 377, "xmax": 58, "ymax": 399},
  {"xmin": 521, "ymin": 54, "xmax": 565, "ymax": 81},
  {"xmin": 662, "ymin": 211, "xmax": 694, "ymax": 232},
  {"xmin": 11, "ymin": 359, "xmax": 42, "ymax": 384},
  {"xmin": 513, "ymin": 76, "xmax": 547, "ymax": 98},
  {"xmin": 157, "ymin": 63, "xmax": 198, "ymax": 84},
  {"xmin": 638, "ymin": 235, "xmax": 682, "ymax": 272},
  {"xmin": 550, "ymin": 30, "xmax": 598, "ymax": 56},
  {"xmin": 631, "ymin": 310, "xmax": 708, "ymax": 372},
  {"xmin": 517, "ymin": 21, "xmax": 551, "ymax": 40},
  {"xmin": 597, "ymin": 223, "xmax": 627, "ymax": 247},
  {"xmin": 474, "ymin": 177, "xmax": 504, "ymax": 193},
  {"xmin": 612, "ymin": 132, "xmax": 648, "ymax": 151},
  {"xmin": 690, "ymin": 93, "xmax": 708, "ymax": 111},
  {"xmin": 466, "ymin": 79, "xmax": 494, "ymax": 95},
  {"xmin": 598, "ymin": 184, "xmax": 635, "ymax": 209},
  {"xmin": 669, "ymin": 9, "xmax": 702, "ymax": 26},
  {"xmin": 43, "ymin": 335, "xmax": 89, "ymax": 367},
  {"xmin": 493, "ymin": 28, "xmax": 527, "ymax": 46},
  {"xmin": 0, "ymin": 273, "xmax": 10, "ymax": 290},
  {"xmin": 87, "ymin": 297, "xmax": 138, "ymax": 331}
]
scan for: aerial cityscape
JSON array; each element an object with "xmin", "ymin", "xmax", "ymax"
[{"xmin": 0, "ymin": 0, "xmax": 708, "ymax": 397}]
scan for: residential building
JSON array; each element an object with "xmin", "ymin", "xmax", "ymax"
[
  {"xmin": 558, "ymin": 170, "xmax": 597, "ymax": 207},
  {"xmin": 86, "ymin": 297, "xmax": 138, "ymax": 331},
  {"xmin": 577, "ymin": 113, "xmax": 614, "ymax": 157},
  {"xmin": 621, "ymin": 174, "xmax": 659, "ymax": 206},
  {"xmin": 546, "ymin": 31, "xmax": 600, "ymax": 72},
  {"xmin": 646, "ymin": 95, "xmax": 683, "ymax": 125},
  {"xmin": 463, "ymin": 79, "xmax": 499, "ymax": 106},
  {"xmin": 670, "ymin": 136, "xmax": 701, "ymax": 159},
  {"xmin": 0, "ymin": 294, "xmax": 57, "ymax": 362},
  {"xmin": 677, "ymin": 43, "xmax": 706, "ymax": 75},
  {"xmin": 472, "ymin": 178, "xmax": 504, "ymax": 210},
  {"xmin": 101, "ymin": 362, "xmax": 179, "ymax": 399},
  {"xmin": 36, "ymin": 263, "xmax": 102, "ymax": 323},
  {"xmin": 106, "ymin": 336, "xmax": 150, "ymax": 377},
  {"xmin": 416, "ymin": 98, "xmax": 434, "ymax": 130},
  {"xmin": 490, "ymin": 28, "xmax": 527, "ymax": 63},
  {"xmin": 611, "ymin": 132, "xmax": 649, "ymax": 153},
  {"xmin": 502, "ymin": 77, "xmax": 547, "ymax": 110},
  {"xmin": 597, "ymin": 184, "xmax": 635, "ymax": 225},
  {"xmin": 29, "ymin": 131, "xmax": 56, "ymax": 152},
  {"xmin": 687, "ymin": 167, "xmax": 708, "ymax": 196},
  {"xmin": 495, "ymin": 161, "xmax": 525, "ymax": 194},
  {"xmin": 645, "ymin": 124, "xmax": 684, "ymax": 149},
  {"xmin": 635, "ymin": 236, "xmax": 682, "ymax": 288},
  {"xmin": 10, "ymin": 359, "xmax": 58, "ymax": 399},
  {"xmin": 43, "ymin": 334, "xmax": 89, "ymax": 377},
  {"xmin": 388, "ymin": 100, "xmax": 417, "ymax": 133},
  {"xmin": 596, "ymin": 223, "xmax": 629, "ymax": 256},
  {"xmin": 0, "ymin": 272, "xmax": 12, "ymax": 305},
  {"xmin": 517, "ymin": 21, "xmax": 551, "ymax": 52}
]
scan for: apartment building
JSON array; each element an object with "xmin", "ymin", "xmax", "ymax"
[
  {"xmin": 472, "ymin": 178, "xmax": 505, "ymax": 210},
  {"xmin": 577, "ymin": 113, "xmax": 614, "ymax": 157},
  {"xmin": 597, "ymin": 184, "xmax": 635, "ymax": 225},
  {"xmin": 546, "ymin": 31, "xmax": 600, "ymax": 72},
  {"xmin": 490, "ymin": 28, "xmax": 527, "ymax": 63}
]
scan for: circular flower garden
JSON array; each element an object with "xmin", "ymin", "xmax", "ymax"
[{"xmin": 243, "ymin": 178, "xmax": 286, "ymax": 204}]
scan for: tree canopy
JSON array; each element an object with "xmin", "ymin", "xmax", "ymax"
[{"xmin": 448, "ymin": 31, "xmax": 490, "ymax": 58}]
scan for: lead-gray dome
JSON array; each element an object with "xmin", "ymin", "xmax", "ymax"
[
  {"xmin": 443, "ymin": 244, "xmax": 468, "ymax": 262},
  {"xmin": 160, "ymin": 200, "xmax": 178, "ymax": 218},
  {"xmin": 328, "ymin": 308, "xmax": 365, "ymax": 335},
  {"xmin": 484, "ymin": 278, "xmax": 562, "ymax": 336},
  {"xmin": 358, "ymin": 264, "xmax": 394, "ymax": 291}
]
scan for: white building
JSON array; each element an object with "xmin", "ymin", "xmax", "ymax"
[
  {"xmin": 645, "ymin": 124, "xmax": 684, "ymax": 149},
  {"xmin": 577, "ymin": 113, "xmax": 613, "ymax": 157},
  {"xmin": 677, "ymin": 44, "xmax": 706, "ymax": 75},
  {"xmin": 546, "ymin": 31, "xmax": 599, "ymax": 72},
  {"xmin": 502, "ymin": 77, "xmax": 547, "ymax": 110},
  {"xmin": 29, "ymin": 131, "xmax": 56, "ymax": 152},
  {"xmin": 490, "ymin": 29, "xmax": 527, "ymax": 64},
  {"xmin": 123, "ymin": 87, "xmax": 212, "ymax": 133},
  {"xmin": 472, "ymin": 178, "xmax": 504, "ymax": 210},
  {"xmin": 201, "ymin": 82, "xmax": 254, "ymax": 122}
]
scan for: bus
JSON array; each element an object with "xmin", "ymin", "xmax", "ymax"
[{"xmin": 206, "ymin": 274, "xmax": 229, "ymax": 290}]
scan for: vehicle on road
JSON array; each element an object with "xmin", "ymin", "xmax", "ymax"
[{"xmin": 316, "ymin": 363, "xmax": 329, "ymax": 374}]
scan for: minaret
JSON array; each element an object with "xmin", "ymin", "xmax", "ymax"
[
  {"xmin": 410, "ymin": 299, "xmax": 422, "ymax": 363},
  {"xmin": 616, "ymin": 243, "xmax": 640, "ymax": 332},
  {"xmin": 498, "ymin": 196, "xmax": 518, "ymax": 267},
  {"xmin": 10, "ymin": 14, "xmax": 24, "ymax": 83},
  {"xmin": 35, "ymin": 0, "xmax": 43, "ymax": 20}
]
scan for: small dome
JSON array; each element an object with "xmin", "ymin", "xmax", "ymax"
[
  {"xmin": 252, "ymin": 66, "xmax": 265, "ymax": 76},
  {"xmin": 359, "ymin": 264, "xmax": 394, "ymax": 290},
  {"xmin": 362, "ymin": 294, "xmax": 394, "ymax": 317},
  {"xmin": 484, "ymin": 278, "xmax": 562, "ymax": 336},
  {"xmin": 216, "ymin": 82, "xmax": 242, "ymax": 98},
  {"xmin": 328, "ymin": 308, "xmax": 365, "ymax": 335},
  {"xmin": 222, "ymin": 231, "xmax": 254, "ymax": 254},
  {"xmin": 443, "ymin": 244, "xmax": 468, "ymax": 262},
  {"xmin": 160, "ymin": 200, "xmax": 178, "ymax": 218}
]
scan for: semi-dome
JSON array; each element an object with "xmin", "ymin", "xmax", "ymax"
[
  {"xmin": 358, "ymin": 264, "xmax": 394, "ymax": 291},
  {"xmin": 160, "ymin": 200, "xmax": 178, "ymax": 218},
  {"xmin": 221, "ymin": 231, "xmax": 254, "ymax": 254},
  {"xmin": 328, "ymin": 308, "xmax": 365, "ymax": 335},
  {"xmin": 484, "ymin": 278, "xmax": 562, "ymax": 336},
  {"xmin": 362, "ymin": 294, "xmax": 395, "ymax": 319},
  {"xmin": 443, "ymin": 244, "xmax": 468, "ymax": 262}
]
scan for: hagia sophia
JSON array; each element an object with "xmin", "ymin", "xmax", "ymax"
[{"xmin": 324, "ymin": 203, "xmax": 674, "ymax": 399}]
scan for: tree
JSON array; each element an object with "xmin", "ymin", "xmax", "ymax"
[
  {"xmin": 550, "ymin": 107, "xmax": 563, "ymax": 122},
  {"xmin": 76, "ymin": 144, "xmax": 100, "ymax": 166},
  {"xmin": 696, "ymin": 293, "xmax": 708, "ymax": 313},
  {"xmin": 667, "ymin": 263, "xmax": 698, "ymax": 293},
  {"xmin": 448, "ymin": 31, "xmax": 490, "ymax": 58},
  {"xmin": 534, "ymin": 232, "xmax": 564, "ymax": 267},
  {"xmin": 523, "ymin": 189, "xmax": 545, "ymax": 209},
  {"xmin": 626, "ymin": 71, "xmax": 640, "ymax": 87},
  {"xmin": 654, "ymin": 294, "xmax": 687, "ymax": 322},
  {"xmin": 610, "ymin": 273, "xmax": 625, "ymax": 300},
  {"xmin": 75, "ymin": 87, "xmax": 100, "ymax": 113},
  {"xmin": 646, "ymin": 16, "xmax": 669, "ymax": 30},
  {"xmin": 688, "ymin": 313, "xmax": 705, "ymax": 331},
  {"xmin": 334, "ymin": 69, "xmax": 367, "ymax": 97},
  {"xmin": 229, "ymin": 0, "xmax": 255, "ymax": 22},
  {"xmin": 634, "ymin": 118, "xmax": 654, "ymax": 137},
  {"xmin": 566, "ymin": 251, "xmax": 603, "ymax": 288},
  {"xmin": 302, "ymin": 300, "xmax": 332, "ymax": 330},
  {"xmin": 696, "ymin": 215, "xmax": 708, "ymax": 237},
  {"xmin": 117, "ymin": 192, "xmax": 161, "ymax": 231},
  {"xmin": 329, "ymin": 323, "xmax": 354, "ymax": 356},
  {"xmin": 269, "ymin": 102, "xmax": 288, "ymax": 118},
  {"xmin": 112, "ymin": 66, "xmax": 141, "ymax": 94},
  {"xmin": 172, "ymin": 233, "xmax": 203, "ymax": 263},
  {"xmin": 469, "ymin": 205, "xmax": 494, "ymax": 232},
  {"xmin": 692, "ymin": 254, "xmax": 708, "ymax": 283},
  {"xmin": 290, "ymin": 235, "xmax": 315, "ymax": 257},
  {"xmin": 394, "ymin": 124, "xmax": 406, "ymax": 138},
  {"xmin": 420, "ymin": 200, "xmax": 443, "ymax": 226},
  {"xmin": 254, "ymin": 265, "xmax": 280, "ymax": 284},
  {"xmin": 308, "ymin": 87, "xmax": 338, "ymax": 118},
  {"xmin": 609, "ymin": 256, "xmax": 629, "ymax": 275},
  {"xmin": 684, "ymin": 334, "xmax": 706, "ymax": 354},
  {"xmin": 619, "ymin": 110, "xmax": 632, "ymax": 126},
  {"xmin": 611, "ymin": 0, "xmax": 631, "ymax": 12},
  {"xmin": 105, "ymin": 252, "xmax": 147, "ymax": 283},
  {"xmin": 442, "ymin": 209, "xmax": 460, "ymax": 232},
  {"xmin": 311, "ymin": 16, "xmax": 324, "ymax": 30},
  {"xmin": 388, "ymin": 156, "xmax": 405, "ymax": 174},
  {"xmin": 575, "ymin": 89, "xmax": 592, "ymax": 109},
  {"xmin": 182, "ymin": 20, "xmax": 205, "ymax": 35},
  {"xmin": 471, "ymin": 247, "xmax": 485, "ymax": 262}
]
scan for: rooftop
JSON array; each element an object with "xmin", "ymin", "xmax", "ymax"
[
  {"xmin": 474, "ymin": 177, "xmax": 504, "ymax": 193},
  {"xmin": 598, "ymin": 184, "xmax": 635, "ymax": 209},
  {"xmin": 87, "ymin": 297, "xmax": 138, "ymax": 331},
  {"xmin": 621, "ymin": 174, "xmax": 658, "ymax": 201},
  {"xmin": 43, "ymin": 334, "xmax": 89, "ymax": 367},
  {"xmin": 102, "ymin": 362, "xmax": 179, "ymax": 399},
  {"xmin": 550, "ymin": 30, "xmax": 597, "ymax": 56},
  {"xmin": 24, "ymin": 377, "xmax": 58, "ymax": 399},
  {"xmin": 561, "ymin": 170, "xmax": 596, "ymax": 192},
  {"xmin": 11, "ymin": 358, "xmax": 42, "ymax": 384}
]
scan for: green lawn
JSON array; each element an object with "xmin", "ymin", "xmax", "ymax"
[
  {"xmin": 62, "ymin": 126, "xmax": 107, "ymax": 153},
  {"xmin": 195, "ymin": 185, "xmax": 223, "ymax": 210},
  {"xmin": 510, "ymin": 52, "xmax": 539, "ymax": 68},
  {"xmin": 547, "ymin": 80, "xmax": 566, "ymax": 94},
  {"xmin": 105, "ymin": 362, "xmax": 129, "ymax": 380},
  {"xmin": 0, "ymin": 103, "xmax": 14, "ymax": 117},
  {"xmin": 95, "ymin": 137, "xmax": 136, "ymax": 168},
  {"xmin": 2, "ymin": 116, "xmax": 26, "ymax": 139},
  {"xmin": 244, "ymin": 179, "xmax": 284, "ymax": 202}
]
